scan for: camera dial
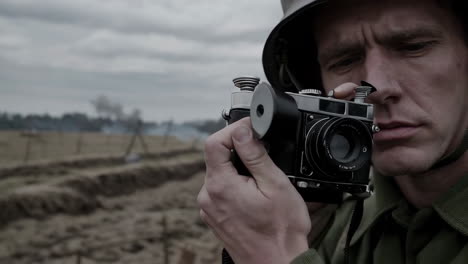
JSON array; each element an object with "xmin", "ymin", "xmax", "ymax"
[
  {"xmin": 299, "ymin": 89, "xmax": 322, "ymax": 96},
  {"xmin": 233, "ymin": 76, "xmax": 260, "ymax": 91}
]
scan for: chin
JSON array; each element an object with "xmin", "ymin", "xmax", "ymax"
[{"xmin": 371, "ymin": 146, "xmax": 438, "ymax": 176}]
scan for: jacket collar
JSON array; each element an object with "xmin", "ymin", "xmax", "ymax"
[
  {"xmin": 351, "ymin": 169, "xmax": 401, "ymax": 245},
  {"xmin": 351, "ymin": 169, "xmax": 468, "ymax": 245},
  {"xmin": 433, "ymin": 173, "xmax": 468, "ymax": 236}
]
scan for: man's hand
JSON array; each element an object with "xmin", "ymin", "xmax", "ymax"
[
  {"xmin": 198, "ymin": 117, "xmax": 310, "ymax": 264},
  {"xmin": 197, "ymin": 83, "xmax": 358, "ymax": 264}
]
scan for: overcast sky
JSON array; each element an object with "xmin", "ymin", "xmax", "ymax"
[{"xmin": 0, "ymin": 0, "xmax": 283, "ymax": 123}]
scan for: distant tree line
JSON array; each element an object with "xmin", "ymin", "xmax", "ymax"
[
  {"xmin": 0, "ymin": 112, "xmax": 225, "ymax": 134},
  {"xmin": 182, "ymin": 118, "xmax": 226, "ymax": 134},
  {"xmin": 0, "ymin": 112, "xmax": 117, "ymax": 132}
]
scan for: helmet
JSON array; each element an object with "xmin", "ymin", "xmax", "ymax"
[
  {"xmin": 262, "ymin": 0, "xmax": 468, "ymax": 167},
  {"xmin": 262, "ymin": 0, "xmax": 324, "ymax": 94},
  {"xmin": 262, "ymin": 0, "xmax": 468, "ymax": 93}
]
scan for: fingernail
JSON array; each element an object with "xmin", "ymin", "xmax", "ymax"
[
  {"xmin": 233, "ymin": 126, "xmax": 251, "ymax": 143},
  {"xmin": 327, "ymin": 90, "xmax": 334, "ymax": 97}
]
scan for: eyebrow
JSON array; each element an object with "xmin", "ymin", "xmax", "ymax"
[
  {"xmin": 377, "ymin": 27, "xmax": 444, "ymax": 46},
  {"xmin": 318, "ymin": 42, "xmax": 364, "ymax": 66},
  {"xmin": 317, "ymin": 27, "xmax": 444, "ymax": 66}
]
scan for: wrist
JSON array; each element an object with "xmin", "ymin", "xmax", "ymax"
[{"xmin": 234, "ymin": 236, "xmax": 309, "ymax": 264}]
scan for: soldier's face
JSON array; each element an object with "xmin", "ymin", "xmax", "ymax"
[{"xmin": 314, "ymin": 0, "xmax": 468, "ymax": 176}]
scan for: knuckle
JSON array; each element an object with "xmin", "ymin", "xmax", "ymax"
[
  {"xmin": 197, "ymin": 192, "xmax": 207, "ymax": 209},
  {"xmin": 197, "ymin": 187, "xmax": 212, "ymax": 210},
  {"xmin": 199, "ymin": 209, "xmax": 208, "ymax": 222},
  {"xmin": 204, "ymin": 134, "xmax": 220, "ymax": 153},
  {"xmin": 275, "ymin": 168, "xmax": 296, "ymax": 188},
  {"xmin": 205, "ymin": 181, "xmax": 229, "ymax": 199},
  {"xmin": 204, "ymin": 135, "xmax": 228, "ymax": 164},
  {"xmin": 267, "ymin": 169, "xmax": 293, "ymax": 191},
  {"xmin": 275, "ymin": 177, "xmax": 293, "ymax": 190}
]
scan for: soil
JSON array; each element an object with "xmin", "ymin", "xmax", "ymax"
[{"xmin": 0, "ymin": 150, "xmax": 222, "ymax": 264}]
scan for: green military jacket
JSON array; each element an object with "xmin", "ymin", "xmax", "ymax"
[{"xmin": 292, "ymin": 171, "xmax": 468, "ymax": 264}]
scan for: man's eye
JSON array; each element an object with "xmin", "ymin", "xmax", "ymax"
[
  {"xmin": 328, "ymin": 56, "xmax": 361, "ymax": 72},
  {"xmin": 397, "ymin": 41, "xmax": 437, "ymax": 54}
]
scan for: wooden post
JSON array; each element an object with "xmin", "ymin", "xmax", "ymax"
[
  {"xmin": 75, "ymin": 131, "xmax": 83, "ymax": 155},
  {"xmin": 124, "ymin": 129, "xmax": 137, "ymax": 157},
  {"xmin": 191, "ymin": 137, "xmax": 200, "ymax": 150},
  {"xmin": 135, "ymin": 119, "xmax": 149, "ymax": 154},
  {"xmin": 162, "ymin": 215, "xmax": 170, "ymax": 264},
  {"xmin": 40, "ymin": 132, "xmax": 47, "ymax": 158},
  {"xmin": 105, "ymin": 132, "xmax": 111, "ymax": 154},
  {"xmin": 58, "ymin": 129, "xmax": 64, "ymax": 158},
  {"xmin": 23, "ymin": 133, "xmax": 32, "ymax": 163},
  {"xmin": 76, "ymin": 252, "xmax": 82, "ymax": 264},
  {"xmin": 177, "ymin": 248, "xmax": 196, "ymax": 264},
  {"xmin": 163, "ymin": 120, "xmax": 174, "ymax": 147},
  {"xmin": 137, "ymin": 133, "xmax": 149, "ymax": 154},
  {"xmin": 124, "ymin": 120, "xmax": 148, "ymax": 156}
]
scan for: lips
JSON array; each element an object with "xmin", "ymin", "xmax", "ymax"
[{"xmin": 373, "ymin": 121, "xmax": 422, "ymax": 143}]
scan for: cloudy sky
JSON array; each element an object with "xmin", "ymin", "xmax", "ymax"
[{"xmin": 0, "ymin": 0, "xmax": 283, "ymax": 123}]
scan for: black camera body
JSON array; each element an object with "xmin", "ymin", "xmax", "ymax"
[{"xmin": 223, "ymin": 77, "xmax": 375, "ymax": 203}]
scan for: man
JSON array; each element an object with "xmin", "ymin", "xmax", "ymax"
[{"xmin": 197, "ymin": 0, "xmax": 468, "ymax": 263}]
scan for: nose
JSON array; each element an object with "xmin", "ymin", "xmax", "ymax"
[{"xmin": 362, "ymin": 50, "xmax": 402, "ymax": 105}]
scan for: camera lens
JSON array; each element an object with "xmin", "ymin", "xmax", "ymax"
[
  {"xmin": 305, "ymin": 117, "xmax": 372, "ymax": 177},
  {"xmin": 329, "ymin": 133, "xmax": 355, "ymax": 162}
]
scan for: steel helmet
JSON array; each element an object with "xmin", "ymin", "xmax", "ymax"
[{"xmin": 262, "ymin": 0, "xmax": 468, "ymax": 94}]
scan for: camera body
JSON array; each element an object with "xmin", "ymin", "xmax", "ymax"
[{"xmin": 223, "ymin": 77, "xmax": 375, "ymax": 203}]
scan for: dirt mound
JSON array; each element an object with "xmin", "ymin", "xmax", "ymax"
[
  {"xmin": 0, "ymin": 154, "xmax": 205, "ymax": 228},
  {"xmin": 0, "ymin": 147, "xmax": 200, "ymax": 180},
  {"xmin": 60, "ymin": 156, "xmax": 205, "ymax": 197},
  {"xmin": 0, "ymin": 186, "xmax": 99, "ymax": 227},
  {"xmin": 0, "ymin": 171, "xmax": 218, "ymax": 264}
]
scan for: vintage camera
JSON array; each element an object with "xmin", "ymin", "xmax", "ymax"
[{"xmin": 223, "ymin": 77, "xmax": 378, "ymax": 203}]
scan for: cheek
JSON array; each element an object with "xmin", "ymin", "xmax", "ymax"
[
  {"xmin": 403, "ymin": 46, "xmax": 468, "ymax": 108},
  {"xmin": 411, "ymin": 53, "xmax": 468, "ymax": 141},
  {"xmin": 429, "ymin": 54, "xmax": 468, "ymax": 109}
]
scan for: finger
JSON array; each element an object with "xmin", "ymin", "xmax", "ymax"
[
  {"xmin": 204, "ymin": 117, "xmax": 251, "ymax": 177},
  {"xmin": 231, "ymin": 122, "xmax": 289, "ymax": 190},
  {"xmin": 199, "ymin": 209, "xmax": 221, "ymax": 237},
  {"xmin": 199, "ymin": 209, "xmax": 226, "ymax": 242},
  {"xmin": 327, "ymin": 82, "xmax": 358, "ymax": 100}
]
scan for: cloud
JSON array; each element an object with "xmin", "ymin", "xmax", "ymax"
[
  {"xmin": 0, "ymin": 0, "xmax": 283, "ymax": 122},
  {"xmin": 0, "ymin": 0, "xmax": 279, "ymax": 42}
]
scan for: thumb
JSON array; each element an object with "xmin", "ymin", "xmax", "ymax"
[{"xmin": 232, "ymin": 124, "xmax": 288, "ymax": 188}]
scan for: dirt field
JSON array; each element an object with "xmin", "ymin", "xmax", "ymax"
[
  {"xmin": 0, "ymin": 130, "xmax": 189, "ymax": 167},
  {"xmin": 0, "ymin": 131, "xmax": 221, "ymax": 264}
]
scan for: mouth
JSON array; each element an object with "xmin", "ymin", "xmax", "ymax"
[{"xmin": 373, "ymin": 121, "xmax": 422, "ymax": 144}]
